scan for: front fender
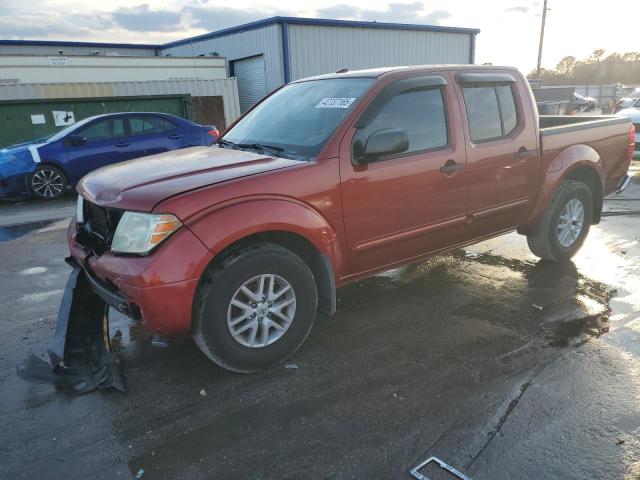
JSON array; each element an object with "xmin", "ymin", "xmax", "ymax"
[
  {"xmin": 518, "ymin": 144, "xmax": 603, "ymax": 233},
  {"xmin": 185, "ymin": 196, "xmax": 345, "ymax": 276}
]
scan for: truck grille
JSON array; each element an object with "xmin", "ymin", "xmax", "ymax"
[{"xmin": 77, "ymin": 200, "xmax": 124, "ymax": 254}]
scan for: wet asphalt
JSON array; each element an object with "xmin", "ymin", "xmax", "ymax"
[{"xmin": 1, "ymin": 166, "xmax": 639, "ymax": 480}]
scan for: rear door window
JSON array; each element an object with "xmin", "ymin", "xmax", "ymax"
[
  {"xmin": 495, "ymin": 85, "xmax": 518, "ymax": 135},
  {"xmin": 162, "ymin": 118, "xmax": 178, "ymax": 131},
  {"xmin": 462, "ymin": 83, "xmax": 519, "ymax": 142},
  {"xmin": 129, "ymin": 116, "xmax": 169, "ymax": 136}
]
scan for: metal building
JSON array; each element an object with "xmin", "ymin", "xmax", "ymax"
[
  {"xmin": 0, "ymin": 39, "xmax": 156, "ymax": 57},
  {"xmin": 0, "ymin": 55, "xmax": 227, "ymax": 84},
  {"xmin": 160, "ymin": 17, "xmax": 480, "ymax": 111}
]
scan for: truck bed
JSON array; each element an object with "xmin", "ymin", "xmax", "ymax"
[
  {"xmin": 539, "ymin": 115, "xmax": 632, "ymax": 195},
  {"xmin": 540, "ymin": 115, "xmax": 629, "ymax": 136}
]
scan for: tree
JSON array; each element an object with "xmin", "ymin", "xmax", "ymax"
[
  {"xmin": 528, "ymin": 50, "xmax": 640, "ymax": 85},
  {"xmin": 556, "ymin": 56, "xmax": 576, "ymax": 76},
  {"xmin": 590, "ymin": 49, "xmax": 605, "ymax": 63}
]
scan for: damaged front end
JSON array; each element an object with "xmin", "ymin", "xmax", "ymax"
[{"xmin": 18, "ymin": 263, "xmax": 125, "ymax": 394}]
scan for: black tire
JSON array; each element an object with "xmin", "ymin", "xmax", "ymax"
[
  {"xmin": 30, "ymin": 165, "xmax": 67, "ymax": 199},
  {"xmin": 526, "ymin": 180, "xmax": 593, "ymax": 262},
  {"xmin": 193, "ymin": 243, "xmax": 318, "ymax": 373}
]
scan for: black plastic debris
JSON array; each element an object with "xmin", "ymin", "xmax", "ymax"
[{"xmin": 17, "ymin": 266, "xmax": 125, "ymax": 394}]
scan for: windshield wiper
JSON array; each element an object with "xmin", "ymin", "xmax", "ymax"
[
  {"xmin": 217, "ymin": 139, "xmax": 236, "ymax": 148},
  {"xmin": 237, "ymin": 143, "xmax": 285, "ymax": 156},
  {"xmin": 218, "ymin": 140, "xmax": 284, "ymax": 156}
]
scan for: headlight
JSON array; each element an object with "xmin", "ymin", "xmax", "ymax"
[{"xmin": 111, "ymin": 212, "xmax": 182, "ymax": 254}]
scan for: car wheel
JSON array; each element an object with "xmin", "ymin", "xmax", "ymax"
[
  {"xmin": 193, "ymin": 243, "xmax": 318, "ymax": 373},
  {"xmin": 526, "ymin": 180, "xmax": 593, "ymax": 262},
  {"xmin": 30, "ymin": 165, "xmax": 67, "ymax": 199}
]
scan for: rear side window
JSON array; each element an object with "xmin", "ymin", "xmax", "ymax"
[
  {"xmin": 462, "ymin": 83, "xmax": 518, "ymax": 142},
  {"xmin": 361, "ymin": 88, "xmax": 448, "ymax": 156},
  {"xmin": 495, "ymin": 85, "xmax": 517, "ymax": 135},
  {"xmin": 162, "ymin": 118, "xmax": 178, "ymax": 131},
  {"xmin": 129, "ymin": 116, "xmax": 170, "ymax": 136}
]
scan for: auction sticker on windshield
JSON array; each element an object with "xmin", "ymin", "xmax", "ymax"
[{"xmin": 316, "ymin": 97, "xmax": 356, "ymax": 109}]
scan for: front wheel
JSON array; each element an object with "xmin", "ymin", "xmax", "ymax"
[
  {"xmin": 193, "ymin": 243, "xmax": 318, "ymax": 373},
  {"xmin": 30, "ymin": 165, "xmax": 67, "ymax": 199},
  {"xmin": 526, "ymin": 180, "xmax": 593, "ymax": 262}
]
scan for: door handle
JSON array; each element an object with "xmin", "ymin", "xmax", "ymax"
[
  {"xmin": 513, "ymin": 147, "xmax": 537, "ymax": 159},
  {"xmin": 115, "ymin": 142, "xmax": 130, "ymax": 147},
  {"xmin": 440, "ymin": 160, "xmax": 465, "ymax": 174},
  {"xmin": 169, "ymin": 134, "xmax": 183, "ymax": 139}
]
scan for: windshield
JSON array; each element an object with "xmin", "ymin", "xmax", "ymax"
[{"xmin": 222, "ymin": 78, "xmax": 374, "ymax": 160}]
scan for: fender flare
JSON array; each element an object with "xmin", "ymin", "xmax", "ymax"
[{"xmin": 518, "ymin": 145, "xmax": 604, "ymax": 233}]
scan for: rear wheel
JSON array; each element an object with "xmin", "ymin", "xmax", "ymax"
[
  {"xmin": 526, "ymin": 180, "xmax": 593, "ymax": 262},
  {"xmin": 30, "ymin": 165, "xmax": 67, "ymax": 199},
  {"xmin": 193, "ymin": 243, "xmax": 318, "ymax": 373}
]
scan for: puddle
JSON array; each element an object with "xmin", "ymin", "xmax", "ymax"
[
  {"xmin": 0, "ymin": 219, "xmax": 58, "ymax": 243},
  {"xmin": 547, "ymin": 314, "xmax": 610, "ymax": 347},
  {"xmin": 340, "ymin": 248, "xmax": 618, "ymax": 350},
  {"xmin": 454, "ymin": 250, "xmax": 617, "ymax": 349}
]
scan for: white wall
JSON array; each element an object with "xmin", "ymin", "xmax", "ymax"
[
  {"xmin": 0, "ymin": 56, "xmax": 227, "ymax": 84},
  {"xmin": 287, "ymin": 25, "xmax": 472, "ymax": 81}
]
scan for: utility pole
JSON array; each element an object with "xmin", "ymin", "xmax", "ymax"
[{"xmin": 536, "ymin": 0, "xmax": 549, "ymax": 76}]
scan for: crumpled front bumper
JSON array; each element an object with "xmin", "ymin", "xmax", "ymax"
[
  {"xmin": 67, "ymin": 220, "xmax": 212, "ymax": 336},
  {"xmin": 17, "ymin": 263, "xmax": 125, "ymax": 394}
]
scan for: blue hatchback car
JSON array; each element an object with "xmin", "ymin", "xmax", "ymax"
[{"xmin": 0, "ymin": 112, "xmax": 219, "ymax": 199}]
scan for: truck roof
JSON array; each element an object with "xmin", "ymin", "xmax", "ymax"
[{"xmin": 294, "ymin": 64, "xmax": 520, "ymax": 82}]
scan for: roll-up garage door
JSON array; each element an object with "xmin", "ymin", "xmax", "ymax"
[{"xmin": 233, "ymin": 55, "xmax": 267, "ymax": 113}]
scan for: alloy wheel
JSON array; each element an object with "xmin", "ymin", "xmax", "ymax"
[
  {"xmin": 227, "ymin": 274, "xmax": 296, "ymax": 348},
  {"xmin": 31, "ymin": 169, "xmax": 64, "ymax": 198},
  {"xmin": 557, "ymin": 198, "xmax": 585, "ymax": 247}
]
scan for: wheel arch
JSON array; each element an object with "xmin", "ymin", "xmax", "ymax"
[
  {"xmin": 187, "ymin": 197, "xmax": 344, "ymax": 325},
  {"xmin": 34, "ymin": 161, "xmax": 69, "ymax": 180},
  {"xmin": 519, "ymin": 146, "xmax": 604, "ymax": 233},
  {"xmin": 563, "ymin": 164, "xmax": 603, "ymax": 224}
]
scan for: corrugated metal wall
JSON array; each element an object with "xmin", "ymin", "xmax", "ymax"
[
  {"xmin": 159, "ymin": 25, "xmax": 285, "ymax": 94},
  {"xmin": 0, "ymin": 79, "xmax": 241, "ymax": 127},
  {"xmin": 287, "ymin": 25, "xmax": 472, "ymax": 81},
  {"xmin": 233, "ymin": 56, "xmax": 267, "ymax": 112},
  {"xmin": 0, "ymin": 45, "xmax": 156, "ymax": 56}
]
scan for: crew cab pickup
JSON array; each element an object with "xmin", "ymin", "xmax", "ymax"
[{"xmin": 68, "ymin": 65, "xmax": 634, "ymax": 373}]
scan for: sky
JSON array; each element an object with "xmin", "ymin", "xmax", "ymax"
[{"xmin": 0, "ymin": 0, "xmax": 634, "ymax": 74}]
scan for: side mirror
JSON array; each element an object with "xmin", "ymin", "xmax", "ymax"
[
  {"xmin": 68, "ymin": 135, "xmax": 87, "ymax": 146},
  {"xmin": 354, "ymin": 128, "xmax": 409, "ymax": 164}
]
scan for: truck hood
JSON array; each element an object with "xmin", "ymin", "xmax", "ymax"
[{"xmin": 78, "ymin": 146, "xmax": 301, "ymax": 212}]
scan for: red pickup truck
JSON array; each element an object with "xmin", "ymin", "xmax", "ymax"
[{"xmin": 61, "ymin": 65, "xmax": 634, "ymax": 377}]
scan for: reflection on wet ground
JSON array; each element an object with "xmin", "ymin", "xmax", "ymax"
[
  {"xmin": 0, "ymin": 219, "xmax": 58, "ymax": 242},
  {"xmin": 340, "ymin": 249, "xmax": 617, "ymax": 352}
]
